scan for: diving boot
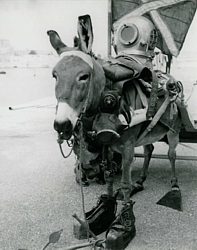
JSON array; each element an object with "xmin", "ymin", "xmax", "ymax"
[
  {"xmin": 73, "ymin": 194, "xmax": 117, "ymax": 239},
  {"xmin": 106, "ymin": 200, "xmax": 136, "ymax": 250}
]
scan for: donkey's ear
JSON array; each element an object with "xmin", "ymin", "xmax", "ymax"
[
  {"xmin": 73, "ymin": 36, "xmax": 79, "ymax": 47},
  {"xmin": 77, "ymin": 15, "xmax": 93, "ymax": 54},
  {"xmin": 47, "ymin": 30, "xmax": 67, "ymax": 55}
]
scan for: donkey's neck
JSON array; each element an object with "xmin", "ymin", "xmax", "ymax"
[{"xmin": 86, "ymin": 58, "xmax": 105, "ymax": 115}]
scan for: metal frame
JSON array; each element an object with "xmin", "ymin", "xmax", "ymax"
[{"xmin": 134, "ymin": 153, "xmax": 197, "ymax": 161}]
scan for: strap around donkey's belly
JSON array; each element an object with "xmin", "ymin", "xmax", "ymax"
[{"xmin": 135, "ymin": 95, "xmax": 171, "ymax": 145}]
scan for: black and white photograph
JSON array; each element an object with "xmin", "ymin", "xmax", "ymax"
[{"xmin": 1, "ymin": 1, "xmax": 197, "ymax": 249}]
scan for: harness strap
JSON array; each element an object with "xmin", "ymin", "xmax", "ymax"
[
  {"xmin": 60, "ymin": 50, "xmax": 93, "ymax": 69},
  {"xmin": 116, "ymin": 54, "xmax": 158, "ymax": 119},
  {"xmin": 146, "ymin": 71, "xmax": 158, "ymax": 119},
  {"xmin": 133, "ymin": 81, "xmax": 148, "ymax": 108},
  {"xmin": 135, "ymin": 95, "xmax": 171, "ymax": 146}
]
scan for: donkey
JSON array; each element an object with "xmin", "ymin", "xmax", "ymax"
[{"xmin": 47, "ymin": 15, "xmax": 182, "ymax": 248}]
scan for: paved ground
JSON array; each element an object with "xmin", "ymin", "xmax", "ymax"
[{"xmin": 1, "ymin": 98, "xmax": 197, "ymax": 250}]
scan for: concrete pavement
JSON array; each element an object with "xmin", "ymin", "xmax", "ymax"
[{"xmin": 1, "ymin": 97, "xmax": 197, "ymax": 250}]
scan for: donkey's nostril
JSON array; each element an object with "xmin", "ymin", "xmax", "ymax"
[
  {"xmin": 54, "ymin": 120, "xmax": 65, "ymax": 133},
  {"xmin": 53, "ymin": 120, "xmax": 73, "ymax": 134}
]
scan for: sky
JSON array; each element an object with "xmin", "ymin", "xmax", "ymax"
[
  {"xmin": 0, "ymin": 0, "xmax": 197, "ymax": 58},
  {"xmin": 0, "ymin": 0, "xmax": 108, "ymax": 56}
]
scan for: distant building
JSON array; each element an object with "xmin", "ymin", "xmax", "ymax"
[
  {"xmin": 0, "ymin": 39, "xmax": 13, "ymax": 67},
  {"xmin": 0, "ymin": 39, "xmax": 58, "ymax": 68}
]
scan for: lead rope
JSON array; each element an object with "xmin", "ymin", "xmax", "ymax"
[
  {"xmin": 78, "ymin": 118, "xmax": 90, "ymax": 240},
  {"xmin": 57, "ymin": 137, "xmax": 73, "ymax": 158},
  {"xmin": 73, "ymin": 79, "xmax": 93, "ymax": 241},
  {"xmin": 56, "ymin": 75, "xmax": 94, "ymax": 242}
]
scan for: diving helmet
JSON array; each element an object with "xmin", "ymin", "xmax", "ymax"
[{"xmin": 113, "ymin": 16, "xmax": 158, "ymax": 59}]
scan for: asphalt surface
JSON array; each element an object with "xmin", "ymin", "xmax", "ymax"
[{"xmin": 1, "ymin": 98, "xmax": 197, "ymax": 250}]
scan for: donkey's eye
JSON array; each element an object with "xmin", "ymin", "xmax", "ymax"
[{"xmin": 79, "ymin": 74, "xmax": 89, "ymax": 81}]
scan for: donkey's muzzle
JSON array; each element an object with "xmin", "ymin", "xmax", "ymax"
[{"xmin": 54, "ymin": 120, "xmax": 73, "ymax": 140}]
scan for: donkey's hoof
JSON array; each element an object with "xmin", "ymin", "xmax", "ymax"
[
  {"xmin": 76, "ymin": 176, "xmax": 89, "ymax": 187},
  {"xmin": 95, "ymin": 172, "xmax": 106, "ymax": 185},
  {"xmin": 76, "ymin": 179, "xmax": 89, "ymax": 187},
  {"xmin": 96, "ymin": 177, "xmax": 106, "ymax": 185},
  {"xmin": 74, "ymin": 167, "xmax": 89, "ymax": 186},
  {"xmin": 171, "ymin": 178, "xmax": 179, "ymax": 191},
  {"xmin": 106, "ymin": 200, "xmax": 136, "ymax": 250},
  {"xmin": 130, "ymin": 183, "xmax": 144, "ymax": 197},
  {"xmin": 114, "ymin": 188, "xmax": 124, "ymax": 201}
]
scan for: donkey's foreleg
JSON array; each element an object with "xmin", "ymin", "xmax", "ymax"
[
  {"xmin": 101, "ymin": 146, "xmax": 114, "ymax": 197},
  {"xmin": 105, "ymin": 144, "xmax": 136, "ymax": 249},
  {"xmin": 121, "ymin": 144, "xmax": 134, "ymax": 203},
  {"xmin": 104, "ymin": 170, "xmax": 114, "ymax": 197},
  {"xmin": 167, "ymin": 131, "xmax": 179, "ymax": 189}
]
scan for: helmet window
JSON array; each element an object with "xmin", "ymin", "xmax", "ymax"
[{"xmin": 119, "ymin": 24, "xmax": 138, "ymax": 45}]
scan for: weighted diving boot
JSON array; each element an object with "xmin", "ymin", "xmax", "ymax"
[
  {"xmin": 106, "ymin": 200, "xmax": 136, "ymax": 250},
  {"xmin": 74, "ymin": 194, "xmax": 117, "ymax": 239}
]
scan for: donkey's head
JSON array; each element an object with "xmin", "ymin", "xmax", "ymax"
[{"xmin": 48, "ymin": 15, "xmax": 106, "ymax": 140}]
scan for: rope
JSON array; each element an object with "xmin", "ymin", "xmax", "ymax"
[
  {"xmin": 58, "ymin": 143, "xmax": 73, "ymax": 159},
  {"xmin": 56, "ymin": 70, "xmax": 93, "ymax": 240},
  {"xmin": 70, "ymin": 76, "xmax": 92, "ymax": 236},
  {"xmin": 57, "ymin": 137, "xmax": 73, "ymax": 159},
  {"xmin": 57, "ymin": 120, "xmax": 91, "ymax": 240},
  {"xmin": 78, "ymin": 119, "xmax": 90, "ymax": 240}
]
